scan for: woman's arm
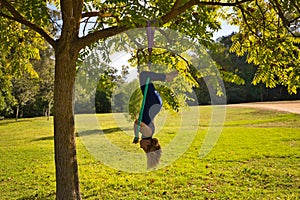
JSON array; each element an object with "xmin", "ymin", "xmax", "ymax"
[
  {"xmin": 165, "ymin": 71, "xmax": 178, "ymax": 82},
  {"xmin": 140, "ymin": 71, "xmax": 166, "ymax": 85},
  {"xmin": 139, "ymin": 71, "xmax": 178, "ymax": 85}
]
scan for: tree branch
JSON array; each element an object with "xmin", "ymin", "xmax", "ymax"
[
  {"xmin": 237, "ymin": 4, "xmax": 260, "ymax": 37},
  {"xmin": 73, "ymin": 0, "xmax": 84, "ymax": 24},
  {"xmin": 125, "ymin": 32, "xmax": 143, "ymax": 50},
  {"xmin": 75, "ymin": 25, "xmax": 129, "ymax": 51},
  {"xmin": 0, "ymin": 0, "xmax": 56, "ymax": 47},
  {"xmin": 198, "ymin": 0, "xmax": 253, "ymax": 6},
  {"xmin": 72, "ymin": 0, "xmax": 84, "ymax": 38},
  {"xmin": 161, "ymin": 0, "xmax": 198, "ymax": 23},
  {"xmin": 0, "ymin": 12, "xmax": 56, "ymax": 47},
  {"xmin": 269, "ymin": 0, "xmax": 299, "ymax": 37},
  {"xmin": 171, "ymin": 0, "xmax": 184, "ymax": 11},
  {"xmin": 82, "ymin": 12, "xmax": 114, "ymax": 18},
  {"xmin": 290, "ymin": 16, "xmax": 300, "ymax": 23},
  {"xmin": 161, "ymin": 0, "xmax": 253, "ymax": 24},
  {"xmin": 290, "ymin": 0, "xmax": 300, "ymax": 14},
  {"xmin": 270, "ymin": 0, "xmax": 290, "ymax": 27},
  {"xmin": 82, "ymin": 18, "xmax": 90, "ymax": 37}
]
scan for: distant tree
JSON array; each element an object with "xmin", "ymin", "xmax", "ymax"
[
  {"xmin": 95, "ymin": 67, "xmax": 117, "ymax": 113},
  {"xmin": 0, "ymin": 67, "xmax": 15, "ymax": 115},
  {"xmin": 210, "ymin": 34, "xmax": 259, "ymax": 103},
  {"xmin": 0, "ymin": 17, "xmax": 43, "ymax": 116},
  {"xmin": 34, "ymin": 47, "xmax": 55, "ymax": 120},
  {"xmin": 12, "ymin": 71, "xmax": 39, "ymax": 121},
  {"xmin": 211, "ymin": 34, "xmax": 300, "ymax": 103},
  {"xmin": 5, "ymin": 46, "xmax": 55, "ymax": 119}
]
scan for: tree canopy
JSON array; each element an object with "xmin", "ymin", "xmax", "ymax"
[{"xmin": 228, "ymin": 0, "xmax": 300, "ymax": 93}]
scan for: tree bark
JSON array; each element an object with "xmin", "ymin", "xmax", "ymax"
[
  {"xmin": 52, "ymin": 0, "xmax": 83, "ymax": 199},
  {"xmin": 53, "ymin": 41, "xmax": 81, "ymax": 200},
  {"xmin": 47, "ymin": 102, "xmax": 52, "ymax": 121},
  {"xmin": 15, "ymin": 105, "xmax": 19, "ymax": 121}
]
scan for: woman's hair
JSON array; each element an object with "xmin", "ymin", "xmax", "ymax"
[{"xmin": 144, "ymin": 138, "xmax": 162, "ymax": 169}]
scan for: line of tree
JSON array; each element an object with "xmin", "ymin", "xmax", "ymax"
[
  {"xmin": 198, "ymin": 34, "xmax": 300, "ymax": 104},
  {"xmin": 1, "ymin": 33, "xmax": 299, "ymax": 120},
  {"xmin": 0, "ymin": 47, "xmax": 54, "ymax": 120}
]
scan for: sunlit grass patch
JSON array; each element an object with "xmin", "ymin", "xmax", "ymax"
[{"xmin": 0, "ymin": 107, "xmax": 299, "ymax": 199}]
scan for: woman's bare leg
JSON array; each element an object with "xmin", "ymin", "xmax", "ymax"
[{"xmin": 134, "ymin": 120, "xmax": 153, "ymax": 137}]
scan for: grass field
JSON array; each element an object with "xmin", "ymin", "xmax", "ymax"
[{"xmin": 0, "ymin": 106, "xmax": 299, "ymax": 199}]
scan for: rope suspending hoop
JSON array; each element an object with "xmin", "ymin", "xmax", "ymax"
[
  {"xmin": 146, "ymin": 20, "xmax": 156, "ymax": 59},
  {"xmin": 132, "ymin": 20, "xmax": 156, "ymax": 143}
]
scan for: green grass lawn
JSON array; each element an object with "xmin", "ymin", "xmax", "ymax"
[{"xmin": 0, "ymin": 106, "xmax": 299, "ymax": 199}]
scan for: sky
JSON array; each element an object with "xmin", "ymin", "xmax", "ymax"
[{"xmin": 213, "ymin": 20, "xmax": 239, "ymax": 40}]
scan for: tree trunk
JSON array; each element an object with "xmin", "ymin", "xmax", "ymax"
[
  {"xmin": 47, "ymin": 101, "xmax": 52, "ymax": 121},
  {"xmin": 53, "ymin": 42, "xmax": 81, "ymax": 200},
  {"xmin": 15, "ymin": 105, "xmax": 19, "ymax": 121},
  {"xmin": 20, "ymin": 108, "xmax": 23, "ymax": 118}
]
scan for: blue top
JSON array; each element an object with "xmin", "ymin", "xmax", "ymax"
[{"xmin": 139, "ymin": 71, "xmax": 166, "ymax": 137}]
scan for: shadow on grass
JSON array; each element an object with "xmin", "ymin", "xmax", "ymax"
[
  {"xmin": 17, "ymin": 193, "xmax": 55, "ymax": 200},
  {"xmin": 31, "ymin": 136, "xmax": 54, "ymax": 141},
  {"xmin": 77, "ymin": 127, "xmax": 130, "ymax": 137},
  {"xmin": 0, "ymin": 119, "xmax": 32, "ymax": 126},
  {"xmin": 31, "ymin": 127, "xmax": 129, "ymax": 141}
]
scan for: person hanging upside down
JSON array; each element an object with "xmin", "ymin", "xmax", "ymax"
[{"xmin": 133, "ymin": 70, "xmax": 178, "ymax": 169}]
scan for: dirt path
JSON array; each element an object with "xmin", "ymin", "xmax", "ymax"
[{"xmin": 228, "ymin": 100, "xmax": 300, "ymax": 114}]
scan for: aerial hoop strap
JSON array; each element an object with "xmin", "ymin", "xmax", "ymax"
[
  {"xmin": 133, "ymin": 77, "xmax": 151, "ymax": 143},
  {"xmin": 146, "ymin": 19, "xmax": 156, "ymax": 63}
]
